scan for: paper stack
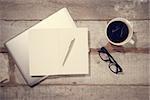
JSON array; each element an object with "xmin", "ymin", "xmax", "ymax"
[{"xmin": 5, "ymin": 8, "xmax": 89, "ymax": 86}]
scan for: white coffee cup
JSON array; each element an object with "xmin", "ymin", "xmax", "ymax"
[{"xmin": 105, "ymin": 18, "xmax": 134, "ymax": 46}]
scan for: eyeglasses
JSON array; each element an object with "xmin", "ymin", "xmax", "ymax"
[{"xmin": 98, "ymin": 47, "xmax": 123, "ymax": 74}]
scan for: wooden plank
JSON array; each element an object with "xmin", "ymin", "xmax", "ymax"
[
  {"xmin": 76, "ymin": 20, "xmax": 150, "ymax": 48},
  {"xmin": 0, "ymin": 0, "xmax": 149, "ymax": 20},
  {"xmin": 0, "ymin": 20, "xmax": 149, "ymax": 48},
  {"xmin": 38, "ymin": 53, "xmax": 150, "ymax": 85},
  {"xmin": 0, "ymin": 86, "xmax": 149, "ymax": 100},
  {"xmin": 76, "ymin": 21, "xmax": 108, "ymax": 48},
  {"xmin": 0, "ymin": 53, "xmax": 9, "ymax": 83},
  {"xmin": 149, "ymin": 1, "xmax": 150, "ymax": 19},
  {"xmin": 0, "ymin": 20, "xmax": 2, "ymax": 47},
  {"xmin": 2, "ymin": 0, "xmax": 148, "ymax": 4},
  {"xmin": 12, "ymin": 53, "xmax": 149, "ymax": 85},
  {"xmin": 0, "ymin": 47, "xmax": 7, "ymax": 53},
  {"xmin": 132, "ymin": 20, "xmax": 150, "ymax": 48}
]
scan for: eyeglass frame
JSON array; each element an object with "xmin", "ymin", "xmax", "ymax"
[{"xmin": 98, "ymin": 47, "xmax": 123, "ymax": 74}]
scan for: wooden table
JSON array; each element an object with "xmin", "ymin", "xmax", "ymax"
[{"xmin": 0, "ymin": 0, "xmax": 149, "ymax": 100}]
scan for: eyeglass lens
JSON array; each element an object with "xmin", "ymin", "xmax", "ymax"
[{"xmin": 98, "ymin": 47, "xmax": 123, "ymax": 74}]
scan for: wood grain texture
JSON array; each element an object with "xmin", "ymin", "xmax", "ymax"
[
  {"xmin": 0, "ymin": 0, "xmax": 149, "ymax": 99},
  {"xmin": 0, "ymin": 0, "xmax": 149, "ymax": 20},
  {"xmin": 0, "ymin": 20, "xmax": 149, "ymax": 85},
  {"xmin": 0, "ymin": 85, "xmax": 149, "ymax": 100},
  {"xmin": 76, "ymin": 20, "xmax": 150, "ymax": 48},
  {"xmin": 0, "ymin": 53, "xmax": 9, "ymax": 83},
  {"xmin": 12, "ymin": 53, "xmax": 149, "ymax": 85},
  {"xmin": 0, "ymin": 20, "xmax": 149, "ymax": 48},
  {"xmin": 0, "ymin": 19, "xmax": 2, "ymax": 47}
]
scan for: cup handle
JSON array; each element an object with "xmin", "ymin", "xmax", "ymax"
[{"xmin": 129, "ymin": 39, "xmax": 135, "ymax": 45}]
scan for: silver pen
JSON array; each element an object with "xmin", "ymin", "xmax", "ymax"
[{"xmin": 62, "ymin": 38, "xmax": 75, "ymax": 66}]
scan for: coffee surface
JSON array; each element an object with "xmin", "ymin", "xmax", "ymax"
[{"xmin": 107, "ymin": 21, "xmax": 129, "ymax": 43}]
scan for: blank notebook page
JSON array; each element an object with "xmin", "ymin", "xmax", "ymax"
[
  {"xmin": 29, "ymin": 29, "xmax": 75, "ymax": 75},
  {"xmin": 59, "ymin": 28, "xmax": 89, "ymax": 75},
  {"xmin": 29, "ymin": 28, "xmax": 89, "ymax": 76}
]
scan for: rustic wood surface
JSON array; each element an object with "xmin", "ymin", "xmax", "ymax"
[
  {"xmin": 0, "ymin": 0, "xmax": 149, "ymax": 20},
  {"xmin": 0, "ymin": 86, "xmax": 149, "ymax": 100},
  {"xmin": 0, "ymin": 0, "xmax": 149, "ymax": 100}
]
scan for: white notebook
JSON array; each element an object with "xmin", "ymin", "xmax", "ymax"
[
  {"xmin": 29, "ymin": 28, "xmax": 89, "ymax": 76},
  {"xmin": 5, "ymin": 8, "xmax": 76, "ymax": 86}
]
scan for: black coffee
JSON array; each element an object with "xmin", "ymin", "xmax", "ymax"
[{"xmin": 107, "ymin": 21, "xmax": 129, "ymax": 43}]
